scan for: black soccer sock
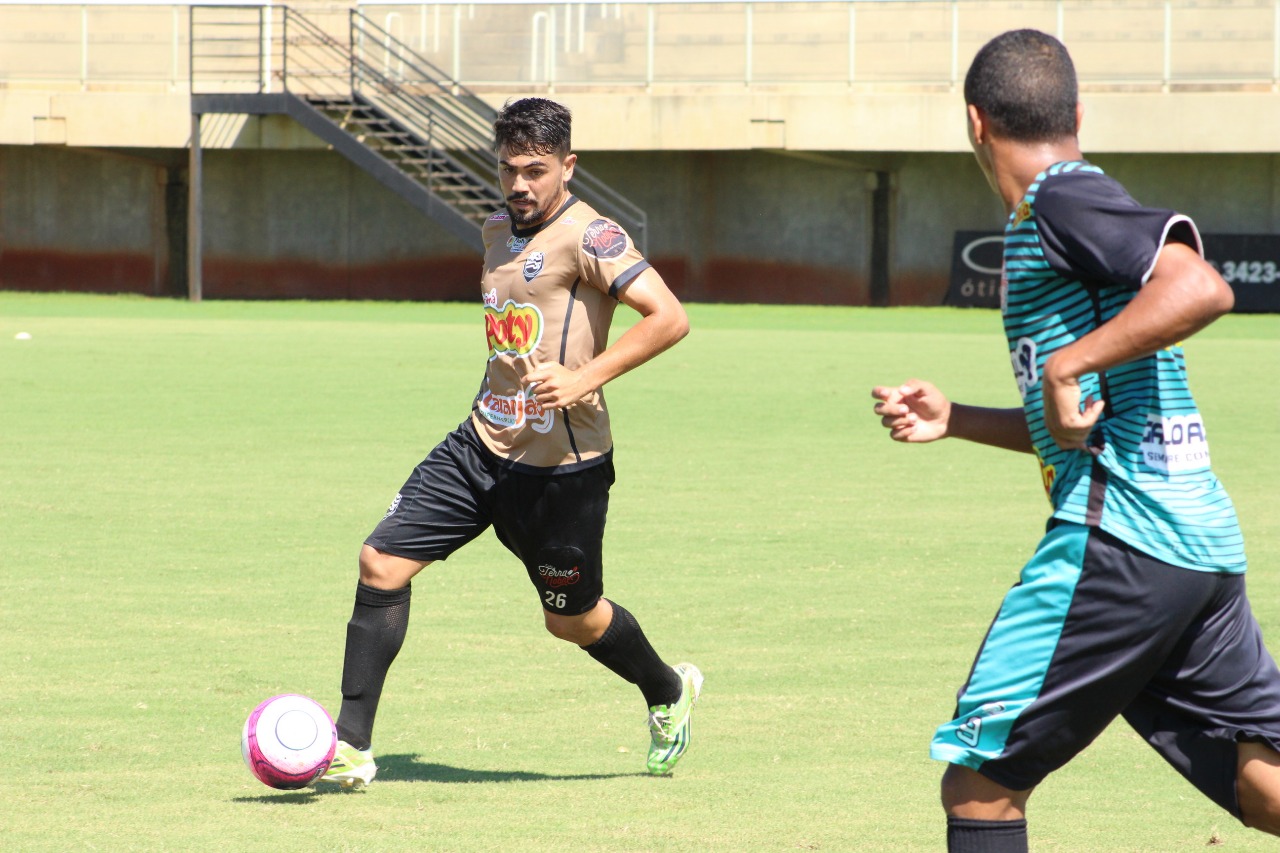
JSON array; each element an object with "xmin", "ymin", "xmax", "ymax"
[
  {"xmin": 581, "ymin": 600, "xmax": 682, "ymax": 708},
  {"xmin": 946, "ymin": 817, "xmax": 1028, "ymax": 853},
  {"xmin": 335, "ymin": 582, "xmax": 412, "ymax": 751}
]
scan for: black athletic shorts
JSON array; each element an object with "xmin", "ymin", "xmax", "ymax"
[
  {"xmin": 933, "ymin": 522, "xmax": 1280, "ymax": 818},
  {"xmin": 364, "ymin": 419, "xmax": 613, "ymax": 616}
]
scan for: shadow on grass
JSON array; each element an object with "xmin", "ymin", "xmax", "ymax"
[
  {"xmin": 233, "ymin": 753, "xmax": 649, "ymax": 803},
  {"xmin": 231, "ymin": 786, "xmax": 363, "ymax": 804},
  {"xmin": 377, "ymin": 753, "xmax": 650, "ymax": 784}
]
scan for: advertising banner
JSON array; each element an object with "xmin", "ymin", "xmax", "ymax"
[{"xmin": 946, "ymin": 231, "xmax": 1280, "ymax": 312}]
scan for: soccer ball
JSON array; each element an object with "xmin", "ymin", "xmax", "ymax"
[{"xmin": 241, "ymin": 694, "xmax": 337, "ymax": 790}]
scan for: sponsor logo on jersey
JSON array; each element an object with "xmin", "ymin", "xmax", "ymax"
[
  {"xmin": 1140, "ymin": 413, "xmax": 1211, "ymax": 473},
  {"xmin": 581, "ymin": 219, "xmax": 627, "ymax": 259},
  {"xmin": 482, "ymin": 287, "xmax": 498, "ymax": 308},
  {"xmin": 1011, "ymin": 336, "xmax": 1038, "ymax": 399},
  {"xmin": 1034, "ymin": 446, "xmax": 1056, "ymax": 503},
  {"xmin": 523, "ymin": 251, "xmax": 544, "ymax": 282},
  {"xmin": 507, "ymin": 235, "xmax": 531, "ymax": 253},
  {"xmin": 477, "ymin": 387, "xmax": 555, "ymax": 434},
  {"xmin": 485, "ymin": 299, "xmax": 543, "ymax": 360},
  {"xmin": 537, "ymin": 564, "xmax": 581, "ymax": 588},
  {"xmin": 488, "ymin": 212, "xmax": 509, "ymax": 222}
]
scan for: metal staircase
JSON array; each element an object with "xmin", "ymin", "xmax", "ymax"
[{"xmin": 189, "ymin": 5, "xmax": 647, "ymax": 254}]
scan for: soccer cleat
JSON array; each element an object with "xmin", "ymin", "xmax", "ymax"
[
  {"xmin": 646, "ymin": 662, "xmax": 703, "ymax": 775},
  {"xmin": 317, "ymin": 740, "xmax": 377, "ymax": 788}
]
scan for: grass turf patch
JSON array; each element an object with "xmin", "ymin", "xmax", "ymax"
[{"xmin": 2, "ymin": 293, "xmax": 1277, "ymax": 851}]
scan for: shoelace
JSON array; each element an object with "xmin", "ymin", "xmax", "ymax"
[{"xmin": 647, "ymin": 709, "xmax": 674, "ymax": 739}]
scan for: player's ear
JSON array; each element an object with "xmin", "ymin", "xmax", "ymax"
[
  {"xmin": 561, "ymin": 152, "xmax": 577, "ymax": 182},
  {"xmin": 967, "ymin": 104, "xmax": 986, "ymax": 146},
  {"xmin": 1074, "ymin": 102, "xmax": 1084, "ymax": 136}
]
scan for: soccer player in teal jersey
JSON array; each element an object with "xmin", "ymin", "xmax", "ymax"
[{"xmin": 873, "ymin": 29, "xmax": 1280, "ymax": 852}]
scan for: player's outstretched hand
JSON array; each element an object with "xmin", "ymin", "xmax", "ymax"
[{"xmin": 871, "ymin": 380, "xmax": 951, "ymax": 443}]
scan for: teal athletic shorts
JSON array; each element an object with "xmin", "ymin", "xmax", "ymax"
[{"xmin": 932, "ymin": 521, "xmax": 1280, "ymax": 818}]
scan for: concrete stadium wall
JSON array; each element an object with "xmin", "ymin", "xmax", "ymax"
[
  {"xmin": 3, "ymin": 144, "xmax": 1278, "ymax": 304},
  {"xmin": 0, "ymin": 145, "xmax": 183, "ymax": 295}
]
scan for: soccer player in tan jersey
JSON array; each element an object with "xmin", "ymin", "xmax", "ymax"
[{"xmin": 320, "ymin": 98, "xmax": 703, "ymax": 787}]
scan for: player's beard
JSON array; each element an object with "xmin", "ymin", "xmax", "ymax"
[{"xmin": 506, "ymin": 195, "xmax": 543, "ymax": 227}]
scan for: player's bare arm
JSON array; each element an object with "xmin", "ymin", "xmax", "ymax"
[
  {"xmin": 872, "ymin": 380, "xmax": 1032, "ymax": 453},
  {"xmin": 526, "ymin": 267, "xmax": 689, "ymax": 410},
  {"xmin": 1041, "ymin": 241, "xmax": 1234, "ymax": 450}
]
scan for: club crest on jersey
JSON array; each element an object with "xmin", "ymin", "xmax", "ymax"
[
  {"xmin": 1012, "ymin": 200, "xmax": 1032, "ymax": 228},
  {"xmin": 581, "ymin": 219, "xmax": 627, "ymax": 259},
  {"xmin": 1011, "ymin": 336, "xmax": 1038, "ymax": 399},
  {"xmin": 478, "ymin": 387, "xmax": 555, "ymax": 434},
  {"xmin": 1140, "ymin": 413, "xmax": 1211, "ymax": 473},
  {"xmin": 485, "ymin": 299, "xmax": 543, "ymax": 360},
  {"xmin": 507, "ymin": 235, "xmax": 531, "ymax": 253},
  {"xmin": 523, "ymin": 252, "xmax": 544, "ymax": 282}
]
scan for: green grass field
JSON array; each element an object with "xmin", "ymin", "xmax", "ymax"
[{"xmin": 2, "ymin": 292, "xmax": 1278, "ymax": 852}]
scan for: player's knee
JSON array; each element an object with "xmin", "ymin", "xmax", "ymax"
[
  {"xmin": 940, "ymin": 765, "xmax": 975, "ymax": 813},
  {"xmin": 544, "ymin": 602, "xmax": 613, "ymax": 645},
  {"xmin": 1238, "ymin": 743, "xmax": 1280, "ymax": 836},
  {"xmin": 1239, "ymin": 783, "xmax": 1280, "ymax": 836},
  {"xmin": 543, "ymin": 610, "xmax": 589, "ymax": 644},
  {"xmin": 940, "ymin": 764, "xmax": 1029, "ymax": 820},
  {"xmin": 358, "ymin": 544, "xmax": 424, "ymax": 589}
]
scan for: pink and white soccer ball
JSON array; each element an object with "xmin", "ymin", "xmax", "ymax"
[{"xmin": 241, "ymin": 694, "xmax": 337, "ymax": 789}]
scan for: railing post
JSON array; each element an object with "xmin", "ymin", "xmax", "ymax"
[
  {"xmin": 744, "ymin": 3, "xmax": 752, "ymax": 88},
  {"xmin": 80, "ymin": 4, "xmax": 88, "ymax": 91},
  {"xmin": 351, "ymin": 10, "xmax": 359, "ymax": 95},
  {"xmin": 281, "ymin": 8, "xmax": 288, "ymax": 92},
  {"xmin": 1163, "ymin": 0, "xmax": 1172, "ymax": 92},
  {"xmin": 188, "ymin": 5, "xmax": 194, "ymax": 93},
  {"xmin": 531, "ymin": 12, "xmax": 546, "ymax": 82},
  {"xmin": 646, "ymin": 4, "xmax": 654, "ymax": 90},
  {"xmin": 258, "ymin": 4, "xmax": 264, "ymax": 93},
  {"xmin": 847, "ymin": 3, "xmax": 856, "ymax": 86},
  {"xmin": 452, "ymin": 5, "xmax": 461, "ymax": 93},
  {"xmin": 949, "ymin": 0, "xmax": 959, "ymax": 91},
  {"xmin": 170, "ymin": 6, "xmax": 179, "ymax": 91},
  {"xmin": 262, "ymin": 3, "xmax": 273, "ymax": 93}
]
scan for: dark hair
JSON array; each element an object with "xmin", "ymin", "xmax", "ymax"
[
  {"xmin": 964, "ymin": 29, "xmax": 1078, "ymax": 143},
  {"xmin": 493, "ymin": 98, "xmax": 572, "ymax": 156}
]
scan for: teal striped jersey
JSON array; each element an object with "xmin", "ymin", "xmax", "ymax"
[{"xmin": 1001, "ymin": 161, "xmax": 1245, "ymax": 573}]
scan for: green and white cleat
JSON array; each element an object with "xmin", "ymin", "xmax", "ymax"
[
  {"xmin": 319, "ymin": 741, "xmax": 377, "ymax": 788},
  {"xmin": 646, "ymin": 662, "xmax": 704, "ymax": 775}
]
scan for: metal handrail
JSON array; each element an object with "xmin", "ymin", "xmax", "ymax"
[
  {"xmin": 349, "ymin": 9, "xmax": 648, "ymax": 248},
  {"xmin": 189, "ymin": 4, "xmax": 648, "ymax": 250}
]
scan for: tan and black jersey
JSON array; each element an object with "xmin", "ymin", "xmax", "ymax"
[{"xmin": 471, "ymin": 195, "xmax": 651, "ymax": 473}]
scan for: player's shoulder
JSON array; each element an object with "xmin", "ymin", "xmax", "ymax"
[
  {"xmin": 562, "ymin": 202, "xmax": 636, "ymax": 262},
  {"xmin": 1034, "ymin": 162, "xmax": 1137, "ymax": 214},
  {"xmin": 482, "ymin": 208, "xmax": 512, "ymax": 249}
]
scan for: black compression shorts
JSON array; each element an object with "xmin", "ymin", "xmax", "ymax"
[{"xmin": 364, "ymin": 419, "xmax": 614, "ymax": 615}]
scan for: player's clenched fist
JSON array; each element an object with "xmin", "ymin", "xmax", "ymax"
[{"xmin": 871, "ymin": 380, "xmax": 952, "ymax": 443}]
